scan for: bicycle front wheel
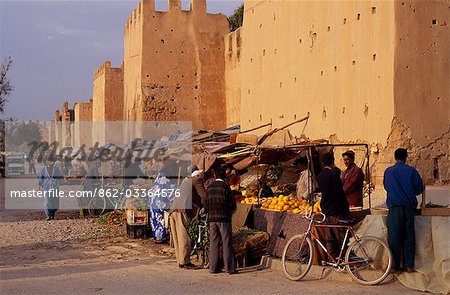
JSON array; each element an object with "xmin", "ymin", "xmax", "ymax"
[
  {"xmin": 282, "ymin": 234, "xmax": 313, "ymax": 281},
  {"xmin": 116, "ymin": 196, "xmax": 127, "ymax": 211},
  {"xmin": 345, "ymin": 236, "xmax": 393, "ymax": 285},
  {"xmin": 190, "ymin": 246, "xmax": 209, "ymax": 269},
  {"xmin": 88, "ymin": 197, "xmax": 106, "ymax": 218}
]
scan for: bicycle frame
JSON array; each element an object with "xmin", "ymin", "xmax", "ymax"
[
  {"xmin": 283, "ymin": 210, "xmax": 392, "ymax": 285},
  {"xmin": 300, "ymin": 213, "xmax": 366, "ymax": 268},
  {"xmin": 190, "ymin": 215, "xmax": 210, "ymax": 268},
  {"xmin": 197, "ymin": 220, "xmax": 208, "ymax": 245},
  {"xmin": 106, "ymin": 196, "xmax": 123, "ymax": 210},
  {"xmin": 191, "ymin": 215, "xmax": 208, "ymax": 251},
  {"xmin": 102, "ymin": 180, "xmax": 127, "ymax": 210}
]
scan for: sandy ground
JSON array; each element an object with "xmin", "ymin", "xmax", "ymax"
[
  {"xmin": 0, "ymin": 175, "xmax": 444, "ymax": 294},
  {"xmin": 1, "ymin": 256, "xmax": 425, "ymax": 295},
  {"xmin": 0, "ymin": 209, "xmax": 427, "ymax": 295},
  {"xmin": 0, "ymin": 210, "xmax": 174, "ymax": 269},
  {"xmin": 0, "ymin": 175, "xmax": 175, "ymax": 268}
]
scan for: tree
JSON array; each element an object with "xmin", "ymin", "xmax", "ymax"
[
  {"xmin": 0, "ymin": 56, "xmax": 13, "ymax": 114},
  {"xmin": 228, "ymin": 4, "xmax": 244, "ymax": 32},
  {"xmin": 5, "ymin": 121, "xmax": 42, "ymax": 152}
]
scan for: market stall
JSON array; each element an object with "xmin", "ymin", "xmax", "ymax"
[
  {"xmin": 201, "ymin": 138, "xmax": 374, "ymax": 260},
  {"xmin": 83, "ymin": 122, "xmax": 448, "ymax": 294}
]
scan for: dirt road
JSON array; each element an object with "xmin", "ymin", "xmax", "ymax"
[
  {"xmin": 0, "ymin": 210, "xmax": 174, "ymax": 268},
  {"xmin": 1, "ymin": 255, "xmax": 424, "ymax": 295},
  {"xmin": 0, "ymin": 209, "xmax": 425, "ymax": 295}
]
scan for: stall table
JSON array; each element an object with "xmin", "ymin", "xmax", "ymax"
[
  {"xmin": 232, "ymin": 203, "xmax": 254, "ymax": 231},
  {"xmin": 253, "ymin": 208, "xmax": 370, "ymax": 259},
  {"xmin": 356, "ymin": 215, "xmax": 449, "ymax": 294}
]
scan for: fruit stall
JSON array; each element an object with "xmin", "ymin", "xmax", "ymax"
[{"xmin": 194, "ymin": 137, "xmax": 374, "ymax": 261}]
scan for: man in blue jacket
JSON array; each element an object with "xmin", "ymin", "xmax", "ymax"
[{"xmin": 383, "ymin": 148, "xmax": 423, "ymax": 274}]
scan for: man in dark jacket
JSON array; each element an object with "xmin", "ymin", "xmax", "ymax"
[
  {"xmin": 317, "ymin": 152, "xmax": 349, "ymax": 260},
  {"xmin": 341, "ymin": 150, "xmax": 364, "ymax": 207},
  {"xmin": 206, "ymin": 167, "xmax": 237, "ymax": 274},
  {"xmin": 384, "ymin": 148, "xmax": 423, "ymax": 273}
]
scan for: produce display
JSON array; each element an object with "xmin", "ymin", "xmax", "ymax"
[
  {"xmin": 240, "ymin": 196, "xmax": 258, "ymax": 205},
  {"xmin": 237, "ymin": 184, "xmax": 259, "ymax": 204},
  {"xmin": 260, "ymin": 195, "xmax": 321, "ymax": 214},
  {"xmin": 240, "ymin": 184, "xmax": 258, "ymax": 197}
]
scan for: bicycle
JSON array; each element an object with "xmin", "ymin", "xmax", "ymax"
[
  {"xmin": 281, "ymin": 209, "xmax": 393, "ymax": 285},
  {"xmin": 88, "ymin": 181, "xmax": 127, "ymax": 218},
  {"xmin": 189, "ymin": 208, "xmax": 209, "ymax": 268}
]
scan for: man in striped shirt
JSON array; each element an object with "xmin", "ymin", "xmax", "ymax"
[{"xmin": 206, "ymin": 167, "xmax": 237, "ymax": 274}]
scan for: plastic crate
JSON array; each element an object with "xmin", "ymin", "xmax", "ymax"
[{"xmin": 126, "ymin": 224, "xmax": 149, "ymax": 239}]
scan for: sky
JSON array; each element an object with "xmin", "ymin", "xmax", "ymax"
[{"xmin": 0, "ymin": 0, "xmax": 243, "ymax": 121}]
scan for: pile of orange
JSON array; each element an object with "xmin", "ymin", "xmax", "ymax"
[
  {"xmin": 240, "ymin": 196, "xmax": 257, "ymax": 204},
  {"xmin": 260, "ymin": 195, "xmax": 322, "ymax": 214}
]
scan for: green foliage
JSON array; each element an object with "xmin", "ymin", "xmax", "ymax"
[
  {"xmin": 6, "ymin": 121, "xmax": 42, "ymax": 152},
  {"xmin": 228, "ymin": 3, "xmax": 244, "ymax": 32},
  {"xmin": 98, "ymin": 212, "xmax": 111, "ymax": 224},
  {"xmin": 188, "ymin": 219, "xmax": 200, "ymax": 240}
]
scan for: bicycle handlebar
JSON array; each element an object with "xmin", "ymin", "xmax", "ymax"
[
  {"xmin": 302, "ymin": 208, "xmax": 326, "ymax": 224},
  {"xmin": 313, "ymin": 212, "xmax": 326, "ymax": 223}
]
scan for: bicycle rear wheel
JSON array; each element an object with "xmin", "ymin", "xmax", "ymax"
[
  {"xmin": 88, "ymin": 197, "xmax": 106, "ymax": 218},
  {"xmin": 345, "ymin": 236, "xmax": 393, "ymax": 285},
  {"xmin": 200, "ymin": 244, "xmax": 209, "ymax": 268},
  {"xmin": 282, "ymin": 234, "xmax": 313, "ymax": 281}
]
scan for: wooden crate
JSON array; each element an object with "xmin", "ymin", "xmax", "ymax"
[{"xmin": 421, "ymin": 207, "xmax": 450, "ymax": 216}]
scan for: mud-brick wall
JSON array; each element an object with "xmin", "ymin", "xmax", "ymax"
[
  {"xmin": 240, "ymin": 0, "xmax": 396, "ymax": 143},
  {"xmin": 237, "ymin": 0, "xmax": 449, "ymax": 184},
  {"xmin": 124, "ymin": 0, "xmax": 229, "ymax": 130},
  {"xmin": 225, "ymin": 27, "xmax": 242, "ymax": 128},
  {"xmin": 92, "ymin": 61, "xmax": 124, "ymax": 145},
  {"xmin": 392, "ymin": 0, "xmax": 449, "ymax": 183},
  {"xmin": 123, "ymin": 2, "xmax": 144, "ymax": 123},
  {"xmin": 73, "ymin": 101, "xmax": 93, "ymax": 148},
  {"xmin": 92, "ymin": 61, "xmax": 124, "ymax": 122}
]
